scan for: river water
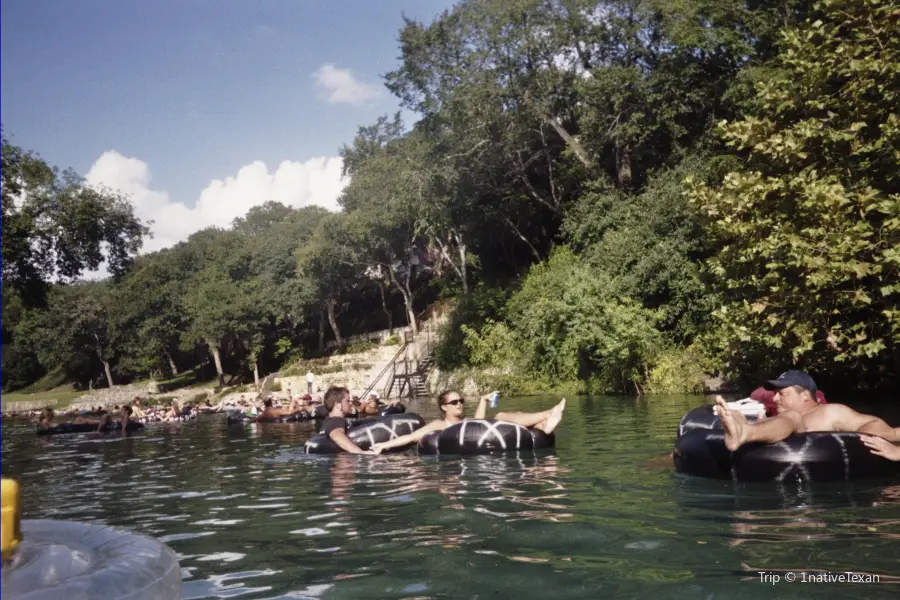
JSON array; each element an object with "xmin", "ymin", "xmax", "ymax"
[{"xmin": 3, "ymin": 395, "xmax": 899, "ymax": 599}]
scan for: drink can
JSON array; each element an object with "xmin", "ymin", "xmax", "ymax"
[{"xmin": 488, "ymin": 392, "xmax": 500, "ymax": 408}]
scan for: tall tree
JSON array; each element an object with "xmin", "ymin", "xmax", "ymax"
[
  {"xmin": 296, "ymin": 215, "xmax": 360, "ymax": 350},
  {"xmin": 181, "ymin": 229, "xmax": 260, "ymax": 388},
  {"xmin": 108, "ymin": 251, "xmax": 189, "ymax": 378},
  {"xmin": 30, "ymin": 283, "xmax": 118, "ymax": 388},
  {"xmin": 340, "ymin": 129, "xmax": 438, "ymax": 332}
]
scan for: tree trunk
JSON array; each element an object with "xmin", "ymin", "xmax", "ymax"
[
  {"xmin": 378, "ymin": 282, "xmax": 394, "ymax": 334},
  {"xmin": 546, "ymin": 116, "xmax": 593, "ymax": 170},
  {"xmin": 616, "ymin": 144, "xmax": 633, "ymax": 189},
  {"xmin": 431, "ymin": 230, "xmax": 469, "ymax": 294},
  {"xmin": 93, "ymin": 333, "xmax": 114, "ymax": 388},
  {"xmin": 102, "ymin": 360, "xmax": 114, "ymax": 388},
  {"xmin": 325, "ymin": 297, "xmax": 343, "ymax": 348},
  {"xmin": 208, "ymin": 341, "xmax": 225, "ymax": 388},
  {"xmin": 165, "ymin": 349, "xmax": 179, "ymax": 376},
  {"xmin": 456, "ymin": 235, "xmax": 469, "ymax": 294},
  {"xmin": 318, "ymin": 306, "xmax": 326, "ymax": 353},
  {"xmin": 387, "ymin": 266, "xmax": 418, "ymax": 336},
  {"xmin": 503, "ymin": 216, "xmax": 542, "ymax": 261}
]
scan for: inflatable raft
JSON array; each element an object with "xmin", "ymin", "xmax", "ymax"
[
  {"xmin": 2, "ymin": 480, "xmax": 182, "ymax": 599},
  {"xmin": 418, "ymin": 419, "xmax": 555, "ymax": 455},
  {"xmin": 673, "ymin": 404, "xmax": 900, "ymax": 482},
  {"xmin": 304, "ymin": 413, "xmax": 425, "ymax": 454},
  {"xmin": 36, "ymin": 421, "xmax": 145, "ymax": 437}
]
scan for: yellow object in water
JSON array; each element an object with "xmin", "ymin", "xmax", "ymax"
[{"xmin": 2, "ymin": 478, "xmax": 23, "ymax": 561}]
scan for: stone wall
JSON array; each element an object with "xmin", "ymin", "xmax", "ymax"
[
  {"xmin": 324, "ymin": 326, "xmax": 410, "ymax": 351},
  {"xmin": 426, "ymin": 367, "xmax": 482, "ymax": 398},
  {"xmin": 2, "ymin": 383, "xmax": 216, "ymax": 415},
  {"xmin": 276, "ymin": 312, "xmax": 449, "ymax": 400},
  {"xmin": 277, "ymin": 344, "xmax": 405, "ymax": 398}
]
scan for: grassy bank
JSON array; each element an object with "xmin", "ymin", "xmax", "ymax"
[{"xmin": 1, "ymin": 387, "xmax": 86, "ymax": 411}]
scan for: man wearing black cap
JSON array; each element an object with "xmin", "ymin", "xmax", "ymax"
[{"xmin": 715, "ymin": 370, "xmax": 898, "ymax": 451}]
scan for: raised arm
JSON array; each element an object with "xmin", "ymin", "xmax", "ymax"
[
  {"xmin": 268, "ymin": 407, "xmax": 296, "ymax": 417},
  {"xmin": 372, "ymin": 420, "xmax": 445, "ymax": 454},
  {"xmin": 473, "ymin": 393, "xmax": 491, "ymax": 419}
]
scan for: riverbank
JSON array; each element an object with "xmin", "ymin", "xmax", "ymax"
[{"xmin": 1, "ymin": 382, "xmax": 215, "ymax": 416}]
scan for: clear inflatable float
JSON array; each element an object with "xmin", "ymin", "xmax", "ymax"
[{"xmin": 2, "ymin": 479, "xmax": 182, "ymax": 599}]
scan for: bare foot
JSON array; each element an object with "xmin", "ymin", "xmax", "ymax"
[
  {"xmin": 716, "ymin": 396, "xmax": 748, "ymax": 451},
  {"xmin": 539, "ymin": 398, "xmax": 566, "ymax": 434}
]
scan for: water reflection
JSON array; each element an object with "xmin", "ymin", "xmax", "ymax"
[{"xmin": 3, "ymin": 395, "xmax": 900, "ymax": 599}]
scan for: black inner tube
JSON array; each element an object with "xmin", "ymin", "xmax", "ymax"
[
  {"xmin": 417, "ymin": 419, "xmax": 555, "ymax": 455},
  {"xmin": 36, "ymin": 421, "xmax": 145, "ymax": 436},
  {"xmin": 304, "ymin": 413, "xmax": 426, "ymax": 454},
  {"xmin": 674, "ymin": 427, "xmax": 900, "ymax": 482}
]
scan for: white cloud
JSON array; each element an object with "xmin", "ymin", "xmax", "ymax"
[
  {"xmin": 312, "ymin": 63, "xmax": 383, "ymax": 105},
  {"xmin": 84, "ymin": 151, "xmax": 347, "ymax": 259}
]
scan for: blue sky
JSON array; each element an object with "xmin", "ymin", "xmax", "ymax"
[{"xmin": 2, "ymin": 0, "xmax": 453, "ymax": 252}]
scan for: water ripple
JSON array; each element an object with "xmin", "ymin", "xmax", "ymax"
[{"xmin": 4, "ymin": 396, "xmax": 900, "ymax": 599}]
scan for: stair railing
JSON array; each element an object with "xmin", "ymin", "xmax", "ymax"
[{"xmin": 359, "ymin": 341, "xmax": 409, "ymax": 400}]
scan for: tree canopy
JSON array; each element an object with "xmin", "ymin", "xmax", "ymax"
[{"xmin": 5, "ymin": 0, "xmax": 896, "ymax": 397}]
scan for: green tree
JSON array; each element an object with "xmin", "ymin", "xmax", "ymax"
[
  {"xmin": 340, "ymin": 128, "xmax": 437, "ymax": 333},
  {"xmin": 687, "ymin": 0, "xmax": 900, "ymax": 387},
  {"xmin": 181, "ymin": 229, "xmax": 261, "ymax": 388},
  {"xmin": 30, "ymin": 283, "xmax": 119, "ymax": 388},
  {"xmin": 565, "ymin": 157, "xmax": 718, "ymax": 341},
  {"xmin": 506, "ymin": 246, "xmax": 665, "ymax": 393},
  {"xmin": 296, "ymin": 215, "xmax": 361, "ymax": 351},
  {"xmin": 108, "ymin": 250, "xmax": 189, "ymax": 378},
  {"xmin": 1, "ymin": 135, "xmax": 148, "ymax": 301}
]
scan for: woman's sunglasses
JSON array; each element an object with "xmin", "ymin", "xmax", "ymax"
[{"xmin": 442, "ymin": 399, "xmax": 465, "ymax": 406}]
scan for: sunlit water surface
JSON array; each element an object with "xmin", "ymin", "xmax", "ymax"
[{"xmin": 3, "ymin": 395, "xmax": 900, "ymax": 599}]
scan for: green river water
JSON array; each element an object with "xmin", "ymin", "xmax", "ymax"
[{"xmin": 2, "ymin": 395, "xmax": 899, "ymax": 599}]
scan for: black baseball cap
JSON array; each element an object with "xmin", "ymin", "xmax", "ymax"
[{"xmin": 765, "ymin": 370, "xmax": 818, "ymax": 395}]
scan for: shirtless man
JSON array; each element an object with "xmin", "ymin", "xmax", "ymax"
[
  {"xmin": 57, "ymin": 407, "xmax": 113, "ymax": 430},
  {"xmin": 360, "ymin": 394, "xmax": 380, "ymax": 416},
  {"xmin": 716, "ymin": 370, "xmax": 898, "ymax": 451},
  {"xmin": 371, "ymin": 390, "xmax": 566, "ymax": 454},
  {"xmin": 258, "ymin": 397, "xmax": 303, "ymax": 420}
]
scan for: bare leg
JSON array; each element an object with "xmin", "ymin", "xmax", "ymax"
[
  {"xmin": 716, "ymin": 397, "xmax": 802, "ymax": 451},
  {"xmin": 96, "ymin": 413, "xmax": 110, "ymax": 431},
  {"xmin": 496, "ymin": 399, "xmax": 566, "ymax": 434}
]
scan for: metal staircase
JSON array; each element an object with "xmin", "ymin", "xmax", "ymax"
[
  {"xmin": 365, "ymin": 330, "xmax": 437, "ymax": 400},
  {"xmin": 357, "ymin": 307, "xmax": 445, "ymax": 400},
  {"xmin": 358, "ymin": 341, "xmax": 409, "ymax": 401},
  {"xmin": 410, "ymin": 355, "xmax": 434, "ymax": 397}
]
